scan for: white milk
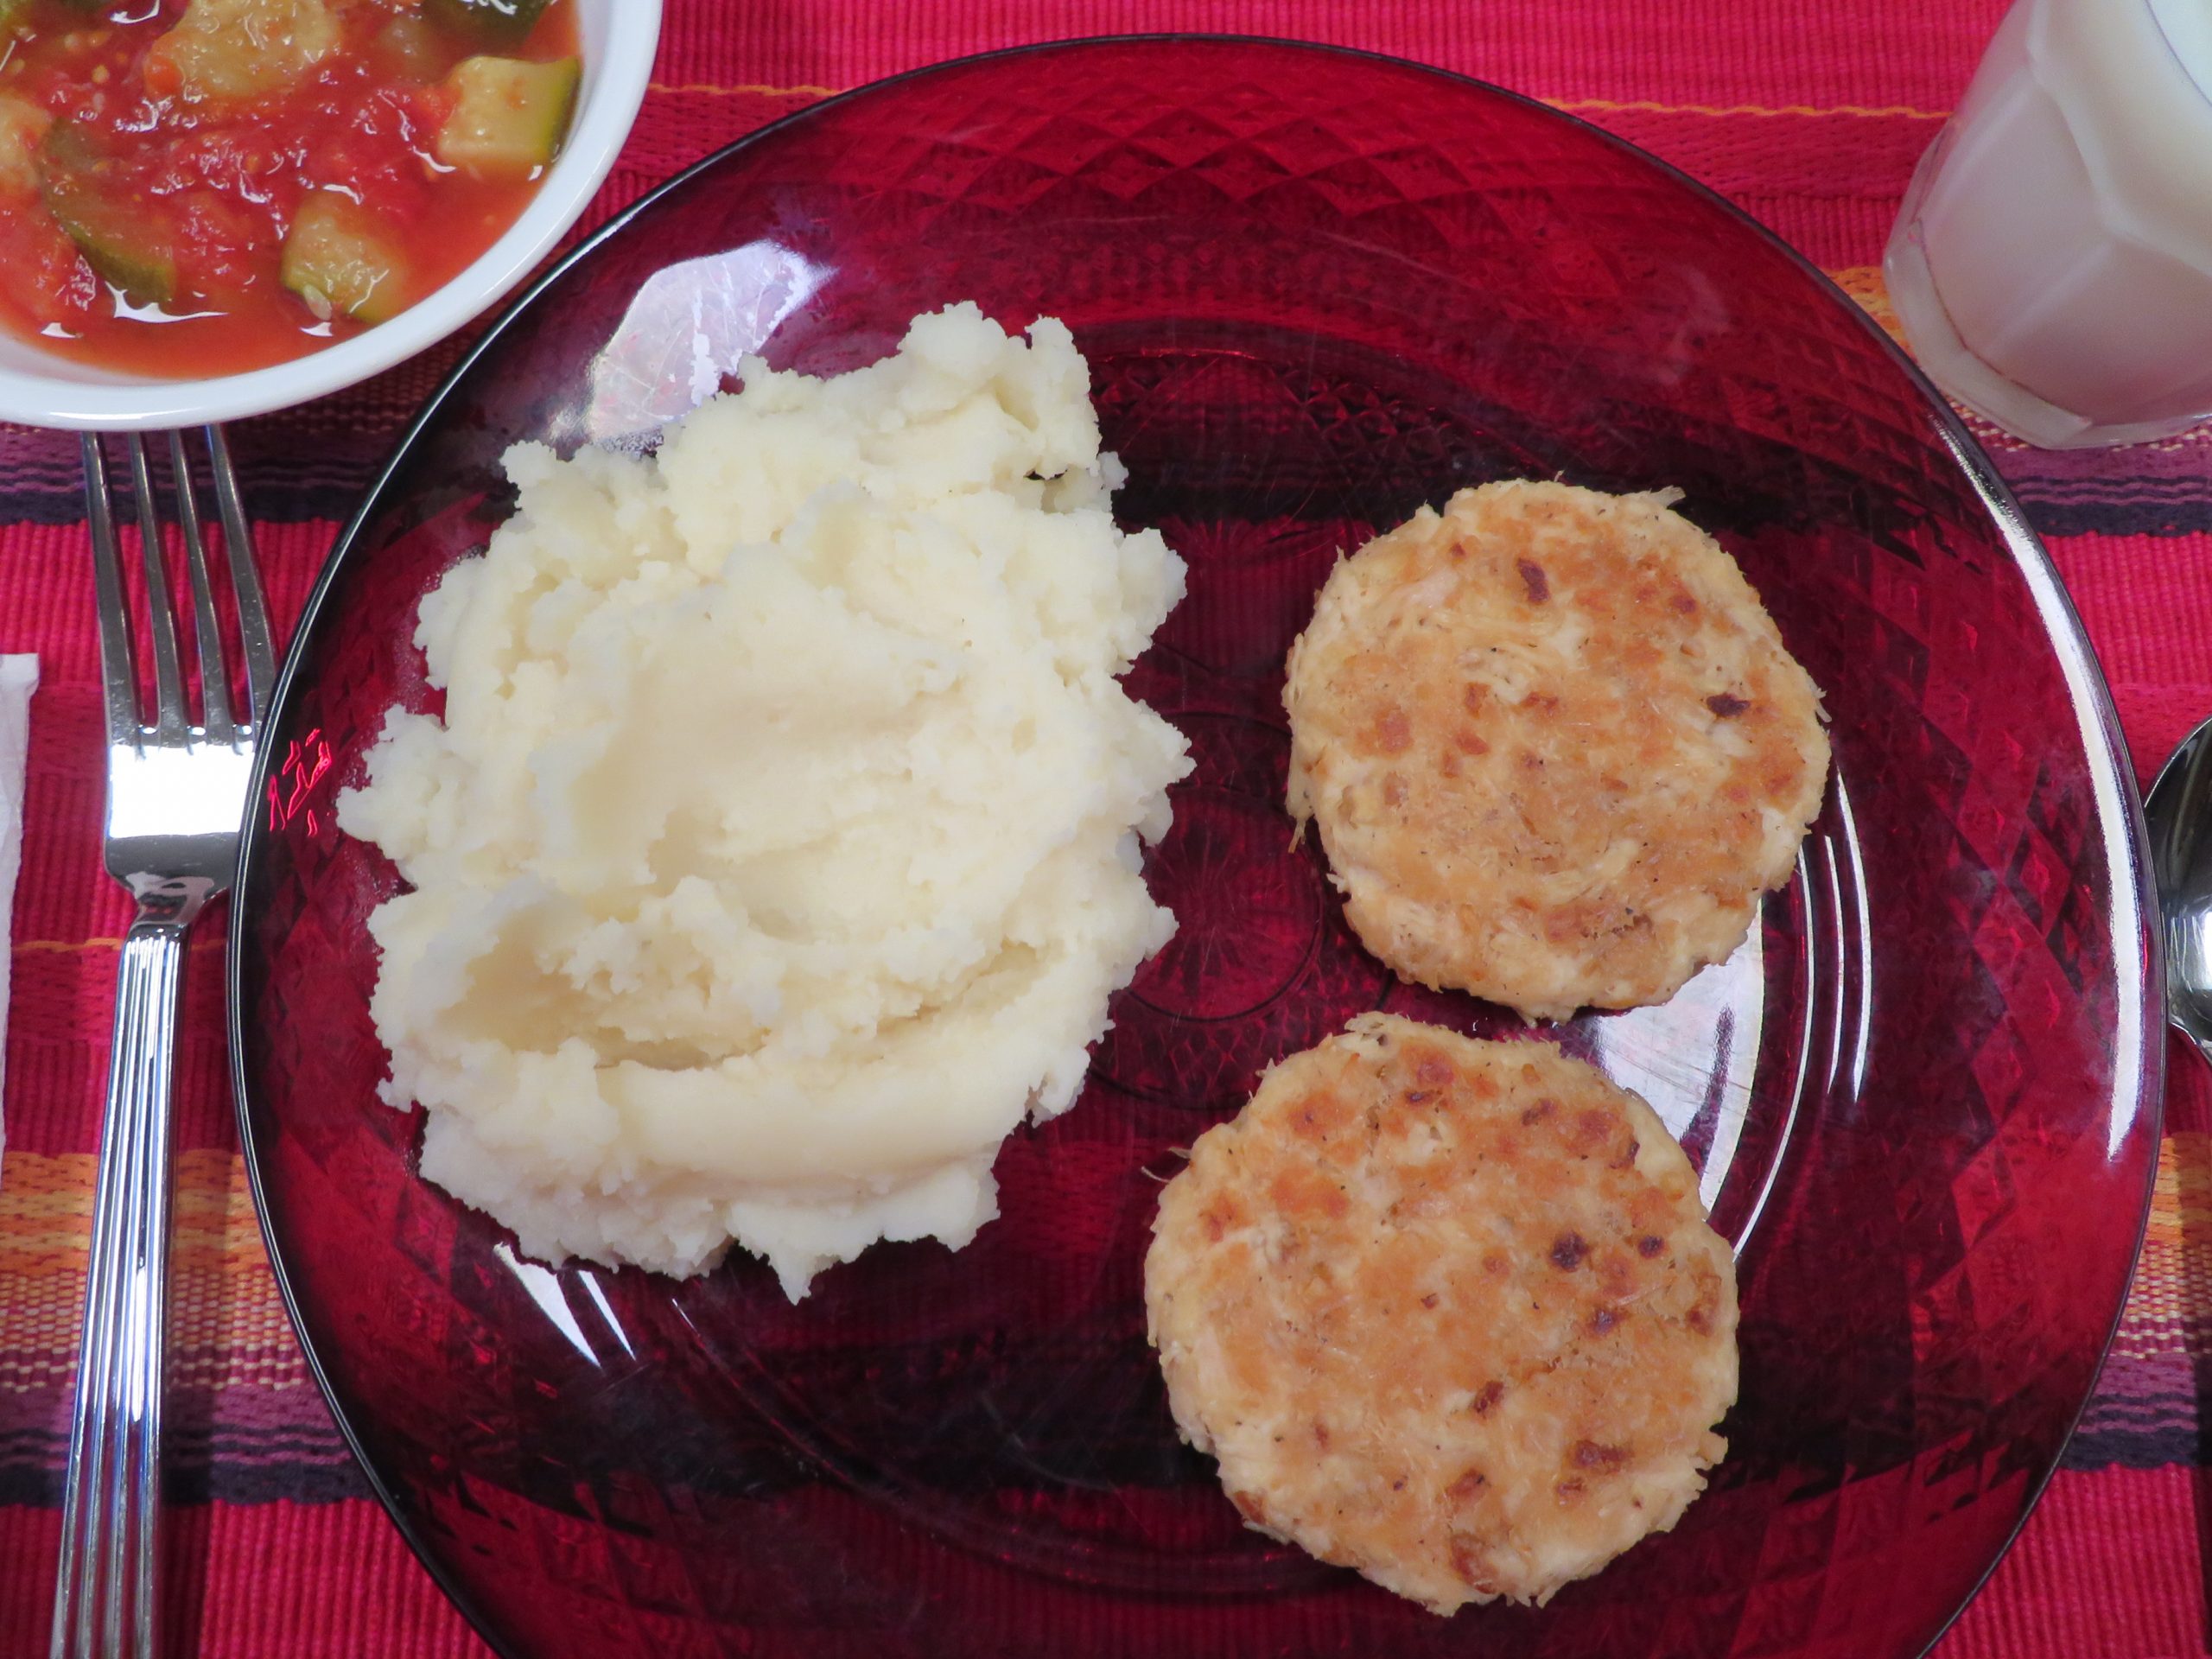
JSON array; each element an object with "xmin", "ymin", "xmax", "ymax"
[
  {"xmin": 1884, "ymin": 0, "xmax": 2212, "ymax": 447},
  {"xmin": 2149, "ymin": 0, "xmax": 2212, "ymax": 97}
]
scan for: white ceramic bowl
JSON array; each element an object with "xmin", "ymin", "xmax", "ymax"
[{"xmin": 0, "ymin": 0, "xmax": 660, "ymax": 432}]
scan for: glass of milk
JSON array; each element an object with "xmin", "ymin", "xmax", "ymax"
[{"xmin": 1884, "ymin": 0, "xmax": 2212, "ymax": 448}]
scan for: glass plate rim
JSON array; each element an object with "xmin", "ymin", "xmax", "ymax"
[{"xmin": 224, "ymin": 35, "xmax": 2169, "ymax": 1659}]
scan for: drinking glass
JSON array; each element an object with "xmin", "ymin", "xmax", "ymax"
[{"xmin": 1885, "ymin": 0, "xmax": 2212, "ymax": 448}]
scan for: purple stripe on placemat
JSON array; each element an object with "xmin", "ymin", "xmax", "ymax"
[
  {"xmin": 2, "ymin": 1376, "xmax": 362, "ymax": 1509},
  {"xmin": 1987, "ymin": 424, "xmax": 2212, "ymax": 538},
  {"xmin": 2060, "ymin": 1341, "xmax": 2202, "ymax": 1471},
  {"xmin": 6, "ymin": 377, "xmax": 2209, "ymax": 539}
]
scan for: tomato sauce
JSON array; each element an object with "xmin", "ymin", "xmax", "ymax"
[{"xmin": 0, "ymin": 0, "xmax": 578, "ymax": 379}]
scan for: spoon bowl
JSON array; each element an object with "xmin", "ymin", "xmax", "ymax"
[{"xmin": 2147, "ymin": 713, "xmax": 2212, "ymax": 1063}]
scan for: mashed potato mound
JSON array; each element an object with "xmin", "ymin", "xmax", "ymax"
[{"xmin": 338, "ymin": 305, "xmax": 1191, "ymax": 1299}]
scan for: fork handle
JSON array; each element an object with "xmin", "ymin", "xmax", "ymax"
[{"xmin": 51, "ymin": 918, "xmax": 188, "ymax": 1659}]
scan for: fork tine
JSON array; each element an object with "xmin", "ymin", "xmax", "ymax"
[
  {"xmin": 166, "ymin": 432, "xmax": 234, "ymax": 744},
  {"xmin": 80, "ymin": 437, "xmax": 140, "ymax": 749},
  {"xmin": 124, "ymin": 436, "xmax": 188, "ymax": 745},
  {"xmin": 203, "ymin": 428, "xmax": 274, "ymax": 731}
]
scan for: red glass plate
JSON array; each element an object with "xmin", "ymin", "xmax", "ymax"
[{"xmin": 230, "ymin": 39, "xmax": 2162, "ymax": 1659}]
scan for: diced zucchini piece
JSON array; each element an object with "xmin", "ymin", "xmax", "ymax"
[
  {"xmin": 0, "ymin": 93, "xmax": 49, "ymax": 196},
  {"xmin": 435, "ymin": 54, "xmax": 578, "ymax": 178},
  {"xmin": 281, "ymin": 191, "xmax": 409, "ymax": 324},
  {"xmin": 3, "ymin": 0, "xmax": 94, "ymax": 24},
  {"xmin": 145, "ymin": 0, "xmax": 340, "ymax": 102},
  {"xmin": 44, "ymin": 194, "xmax": 175, "ymax": 302},
  {"xmin": 423, "ymin": 0, "xmax": 551, "ymax": 49},
  {"xmin": 37, "ymin": 125, "xmax": 175, "ymax": 304}
]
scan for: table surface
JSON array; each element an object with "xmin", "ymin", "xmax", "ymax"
[{"xmin": 2, "ymin": 3, "xmax": 2209, "ymax": 1656}]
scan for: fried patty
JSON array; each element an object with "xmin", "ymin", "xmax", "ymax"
[
  {"xmin": 1284, "ymin": 481, "xmax": 1828, "ymax": 1022},
  {"xmin": 1145, "ymin": 1014, "xmax": 1738, "ymax": 1614}
]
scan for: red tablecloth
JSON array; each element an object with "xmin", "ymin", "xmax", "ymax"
[{"xmin": 3, "ymin": 3, "xmax": 2210, "ymax": 1655}]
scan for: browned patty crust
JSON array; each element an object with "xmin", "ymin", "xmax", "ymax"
[
  {"xmin": 1145, "ymin": 1014, "xmax": 1738, "ymax": 1613},
  {"xmin": 1284, "ymin": 481, "xmax": 1829, "ymax": 1021}
]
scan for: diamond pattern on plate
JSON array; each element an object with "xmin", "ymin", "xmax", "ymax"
[{"xmin": 230, "ymin": 38, "xmax": 2156, "ymax": 1659}]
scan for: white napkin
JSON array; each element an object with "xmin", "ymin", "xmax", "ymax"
[{"xmin": 0, "ymin": 654, "xmax": 36, "ymax": 1179}]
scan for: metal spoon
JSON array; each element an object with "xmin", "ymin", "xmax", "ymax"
[{"xmin": 2147, "ymin": 713, "xmax": 2212, "ymax": 1067}]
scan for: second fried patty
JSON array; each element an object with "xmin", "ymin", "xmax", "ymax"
[
  {"xmin": 1145, "ymin": 1014, "xmax": 1738, "ymax": 1613},
  {"xmin": 1284, "ymin": 481, "xmax": 1829, "ymax": 1022}
]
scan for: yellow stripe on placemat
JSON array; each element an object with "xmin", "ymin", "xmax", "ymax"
[
  {"xmin": 2, "ymin": 1135, "xmax": 2198, "ymax": 1378},
  {"xmin": 2106, "ymin": 1131, "xmax": 2212, "ymax": 1361},
  {"xmin": 1827, "ymin": 266, "xmax": 1904, "ymax": 347},
  {"xmin": 640, "ymin": 80, "xmax": 1948, "ymax": 124},
  {"xmin": 1545, "ymin": 96, "xmax": 1946, "ymax": 123},
  {"xmin": 0, "ymin": 1150, "xmax": 309, "ymax": 1394},
  {"xmin": 648, "ymin": 79, "xmax": 836, "ymax": 98}
]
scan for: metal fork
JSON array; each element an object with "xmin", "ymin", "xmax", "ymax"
[{"xmin": 51, "ymin": 428, "xmax": 273, "ymax": 1659}]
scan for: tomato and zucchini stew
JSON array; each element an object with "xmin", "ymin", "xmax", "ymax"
[{"xmin": 0, "ymin": 0, "xmax": 581, "ymax": 378}]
